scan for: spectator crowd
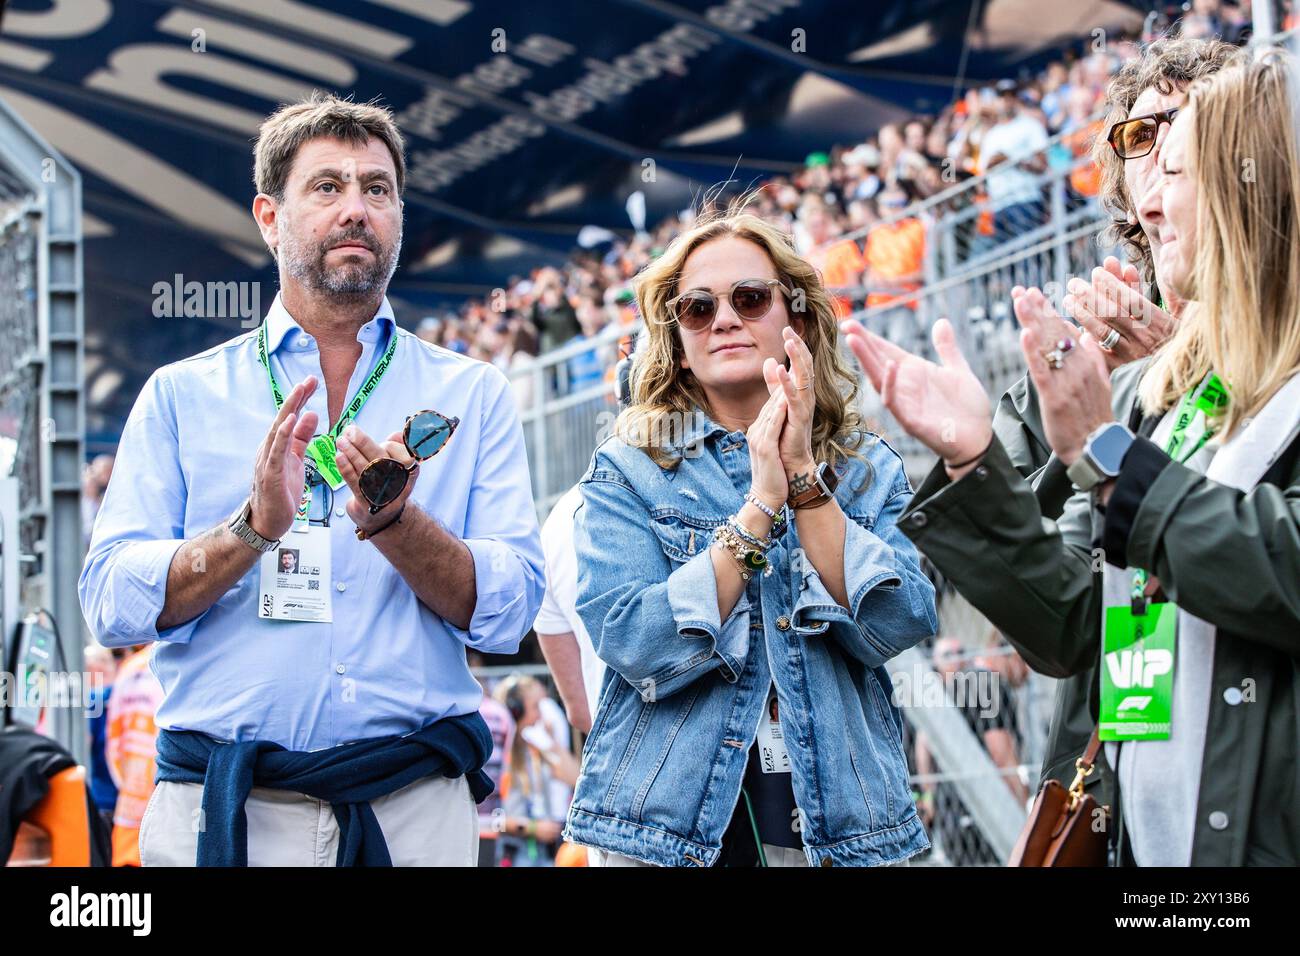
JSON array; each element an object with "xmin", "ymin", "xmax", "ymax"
[{"xmin": 409, "ymin": 6, "xmax": 1259, "ymax": 408}]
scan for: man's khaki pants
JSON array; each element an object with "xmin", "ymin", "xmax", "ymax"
[{"xmin": 139, "ymin": 775, "xmax": 478, "ymax": 866}]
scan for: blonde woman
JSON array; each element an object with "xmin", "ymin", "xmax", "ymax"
[
  {"xmin": 562, "ymin": 209, "xmax": 937, "ymax": 867},
  {"xmin": 845, "ymin": 53, "xmax": 1300, "ymax": 866}
]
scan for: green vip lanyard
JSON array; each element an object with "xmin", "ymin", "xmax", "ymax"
[
  {"xmin": 257, "ymin": 319, "xmax": 399, "ymax": 492},
  {"xmin": 1100, "ymin": 372, "xmax": 1228, "ymax": 742},
  {"xmin": 1129, "ymin": 372, "xmax": 1229, "ymax": 609}
]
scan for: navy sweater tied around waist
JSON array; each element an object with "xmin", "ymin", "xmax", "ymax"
[{"xmin": 155, "ymin": 711, "xmax": 494, "ymax": 866}]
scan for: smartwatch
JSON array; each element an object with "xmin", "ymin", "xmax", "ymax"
[
  {"xmin": 787, "ymin": 461, "xmax": 839, "ymax": 509},
  {"xmin": 1067, "ymin": 422, "xmax": 1136, "ymax": 491},
  {"xmin": 228, "ymin": 497, "xmax": 280, "ymax": 553}
]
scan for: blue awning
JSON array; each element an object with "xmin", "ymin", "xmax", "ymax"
[{"xmin": 0, "ymin": 0, "xmax": 1147, "ymax": 445}]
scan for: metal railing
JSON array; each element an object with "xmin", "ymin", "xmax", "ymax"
[
  {"xmin": 0, "ymin": 93, "xmax": 87, "ymax": 762},
  {"xmin": 899, "ymin": 588, "xmax": 1059, "ymax": 865},
  {"xmin": 512, "ymin": 325, "xmax": 626, "ymax": 519}
]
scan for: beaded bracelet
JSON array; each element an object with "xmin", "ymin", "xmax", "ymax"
[
  {"xmin": 744, "ymin": 492, "xmax": 786, "ymax": 526},
  {"xmin": 728, "ymin": 515, "xmax": 772, "ymax": 551}
]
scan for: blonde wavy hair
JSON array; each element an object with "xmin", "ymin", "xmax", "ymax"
[
  {"xmin": 1139, "ymin": 51, "xmax": 1300, "ymax": 437},
  {"xmin": 618, "ymin": 204, "xmax": 869, "ymax": 475}
]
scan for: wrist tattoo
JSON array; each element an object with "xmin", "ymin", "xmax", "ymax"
[{"xmin": 789, "ymin": 470, "xmax": 812, "ymax": 496}]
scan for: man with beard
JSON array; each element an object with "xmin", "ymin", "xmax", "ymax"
[{"xmin": 79, "ymin": 93, "xmax": 545, "ymax": 866}]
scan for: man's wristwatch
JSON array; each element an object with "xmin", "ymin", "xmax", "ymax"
[
  {"xmin": 787, "ymin": 461, "xmax": 839, "ymax": 510},
  {"xmin": 228, "ymin": 497, "xmax": 279, "ymax": 553},
  {"xmin": 1066, "ymin": 422, "xmax": 1136, "ymax": 491}
]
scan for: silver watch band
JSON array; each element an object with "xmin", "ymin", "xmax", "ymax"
[{"xmin": 228, "ymin": 498, "xmax": 279, "ymax": 553}]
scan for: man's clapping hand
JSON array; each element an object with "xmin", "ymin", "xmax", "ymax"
[{"xmin": 248, "ymin": 377, "xmax": 319, "ymax": 540}]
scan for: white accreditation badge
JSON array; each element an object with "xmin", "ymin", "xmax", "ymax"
[
  {"xmin": 756, "ymin": 686, "xmax": 791, "ymax": 774},
  {"xmin": 258, "ymin": 521, "xmax": 332, "ymax": 622}
]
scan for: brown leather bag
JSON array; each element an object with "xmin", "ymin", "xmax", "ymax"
[{"xmin": 1007, "ymin": 728, "xmax": 1109, "ymax": 866}]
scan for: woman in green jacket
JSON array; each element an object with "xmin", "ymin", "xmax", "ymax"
[
  {"xmin": 844, "ymin": 53, "xmax": 1300, "ymax": 866},
  {"xmin": 992, "ymin": 38, "xmax": 1239, "ymax": 806}
]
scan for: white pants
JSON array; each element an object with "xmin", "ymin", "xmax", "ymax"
[{"xmin": 139, "ymin": 774, "xmax": 478, "ymax": 867}]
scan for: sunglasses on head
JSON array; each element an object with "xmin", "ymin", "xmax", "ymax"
[
  {"xmin": 666, "ymin": 278, "xmax": 794, "ymax": 332},
  {"xmin": 359, "ymin": 409, "xmax": 459, "ymax": 514},
  {"xmin": 1106, "ymin": 107, "xmax": 1180, "ymax": 160}
]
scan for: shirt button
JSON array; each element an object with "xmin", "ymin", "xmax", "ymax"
[
  {"xmin": 1208, "ymin": 811, "xmax": 1229, "ymax": 831},
  {"xmin": 335, "ymin": 508, "xmax": 346, "ymax": 518},
  {"xmin": 776, "ymin": 616, "xmax": 791, "ymax": 631},
  {"xmin": 974, "ymin": 465, "xmax": 989, "ymax": 481},
  {"xmin": 909, "ymin": 511, "xmax": 928, "ymax": 529},
  {"xmin": 335, "ymin": 581, "xmax": 346, "ymax": 592},
  {"xmin": 335, "ymin": 664, "xmax": 346, "ymax": 675},
  {"xmin": 1222, "ymin": 686, "xmax": 1243, "ymax": 706}
]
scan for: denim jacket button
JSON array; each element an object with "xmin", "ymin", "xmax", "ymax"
[
  {"xmin": 820, "ymin": 857, "xmax": 833, "ymax": 867},
  {"xmin": 776, "ymin": 615, "xmax": 791, "ymax": 631}
]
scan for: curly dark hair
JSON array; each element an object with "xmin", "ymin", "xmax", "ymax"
[{"xmin": 1092, "ymin": 37, "xmax": 1242, "ymax": 291}]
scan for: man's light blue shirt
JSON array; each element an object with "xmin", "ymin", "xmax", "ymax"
[{"xmin": 79, "ymin": 294, "xmax": 545, "ymax": 751}]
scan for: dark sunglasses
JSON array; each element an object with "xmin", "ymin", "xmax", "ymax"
[
  {"xmin": 1106, "ymin": 108, "xmax": 1180, "ymax": 160},
  {"xmin": 358, "ymin": 409, "xmax": 459, "ymax": 514},
  {"xmin": 667, "ymin": 278, "xmax": 793, "ymax": 332}
]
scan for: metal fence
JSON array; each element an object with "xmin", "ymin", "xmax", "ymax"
[
  {"xmin": 901, "ymin": 588, "xmax": 1059, "ymax": 866},
  {"xmin": 0, "ymin": 93, "xmax": 87, "ymax": 762},
  {"xmin": 0, "ymin": 210, "xmax": 42, "ymax": 564},
  {"xmin": 514, "ymin": 329, "xmax": 624, "ymax": 519}
]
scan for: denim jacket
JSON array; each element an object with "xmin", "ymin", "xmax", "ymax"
[{"xmin": 563, "ymin": 409, "xmax": 938, "ymax": 866}]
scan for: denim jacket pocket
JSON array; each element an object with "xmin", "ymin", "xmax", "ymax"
[{"xmin": 648, "ymin": 510, "xmax": 721, "ymax": 564}]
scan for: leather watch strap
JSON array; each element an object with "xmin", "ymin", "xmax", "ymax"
[{"xmin": 788, "ymin": 462, "xmax": 838, "ymax": 510}]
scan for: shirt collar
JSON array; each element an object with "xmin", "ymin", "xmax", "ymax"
[
  {"xmin": 263, "ymin": 292, "xmax": 397, "ymax": 354},
  {"xmin": 675, "ymin": 405, "xmax": 734, "ymax": 451}
]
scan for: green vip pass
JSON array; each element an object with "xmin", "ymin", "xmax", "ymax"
[{"xmin": 1100, "ymin": 603, "xmax": 1176, "ymax": 741}]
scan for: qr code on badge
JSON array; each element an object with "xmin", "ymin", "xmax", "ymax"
[{"xmin": 307, "ymin": 579, "xmax": 319, "ymax": 591}]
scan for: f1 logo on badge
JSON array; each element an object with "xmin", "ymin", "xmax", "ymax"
[
  {"xmin": 1104, "ymin": 648, "xmax": 1173, "ymax": 689},
  {"xmin": 1116, "ymin": 695, "xmax": 1153, "ymax": 713}
]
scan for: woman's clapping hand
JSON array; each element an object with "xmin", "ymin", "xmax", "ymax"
[{"xmin": 841, "ymin": 318, "xmax": 993, "ymax": 470}]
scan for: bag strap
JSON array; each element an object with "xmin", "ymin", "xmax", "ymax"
[
  {"xmin": 1067, "ymin": 727, "xmax": 1102, "ymax": 810},
  {"xmin": 1079, "ymin": 726, "xmax": 1102, "ymax": 769}
]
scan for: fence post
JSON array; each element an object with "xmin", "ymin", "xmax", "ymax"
[
  {"xmin": 532, "ymin": 361, "xmax": 549, "ymax": 510},
  {"xmin": 886, "ymin": 645, "xmax": 1028, "ymax": 861},
  {"xmin": 1051, "ymin": 171, "xmax": 1068, "ymax": 295}
]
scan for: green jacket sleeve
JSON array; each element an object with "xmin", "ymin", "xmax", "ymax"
[
  {"xmin": 994, "ymin": 373, "xmax": 1076, "ymax": 520},
  {"xmin": 899, "ymin": 436, "xmax": 1101, "ymax": 679}
]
